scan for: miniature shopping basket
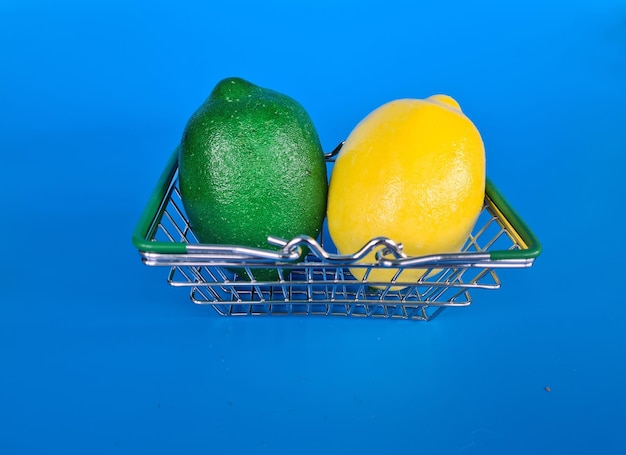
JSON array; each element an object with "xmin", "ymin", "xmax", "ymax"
[{"xmin": 132, "ymin": 144, "xmax": 541, "ymax": 321}]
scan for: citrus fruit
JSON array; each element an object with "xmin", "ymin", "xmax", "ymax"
[
  {"xmin": 178, "ymin": 77, "xmax": 328, "ymax": 281},
  {"xmin": 326, "ymin": 94, "xmax": 485, "ymax": 286}
]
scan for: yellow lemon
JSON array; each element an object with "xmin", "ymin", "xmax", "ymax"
[{"xmin": 327, "ymin": 95, "xmax": 486, "ymax": 286}]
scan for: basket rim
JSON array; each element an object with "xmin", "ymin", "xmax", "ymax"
[{"xmin": 131, "ymin": 147, "xmax": 542, "ymax": 263}]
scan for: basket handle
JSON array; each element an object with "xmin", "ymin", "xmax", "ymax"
[
  {"xmin": 268, "ymin": 235, "xmax": 407, "ymax": 264},
  {"xmin": 269, "ymin": 235, "xmax": 530, "ymax": 269}
]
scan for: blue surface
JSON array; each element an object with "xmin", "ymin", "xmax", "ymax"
[{"xmin": 2, "ymin": 0, "xmax": 626, "ymax": 453}]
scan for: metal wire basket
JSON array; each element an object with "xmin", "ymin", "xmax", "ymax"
[{"xmin": 132, "ymin": 144, "xmax": 541, "ymax": 321}]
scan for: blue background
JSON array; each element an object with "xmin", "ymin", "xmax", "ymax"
[{"xmin": 2, "ymin": 0, "xmax": 625, "ymax": 453}]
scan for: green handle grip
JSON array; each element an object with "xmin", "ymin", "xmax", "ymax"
[
  {"xmin": 131, "ymin": 148, "xmax": 187, "ymax": 254},
  {"xmin": 485, "ymin": 178, "xmax": 542, "ymax": 261}
]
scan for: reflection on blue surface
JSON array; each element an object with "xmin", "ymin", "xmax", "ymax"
[{"xmin": 1, "ymin": 0, "xmax": 626, "ymax": 454}]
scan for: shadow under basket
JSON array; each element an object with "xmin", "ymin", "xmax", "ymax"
[{"xmin": 132, "ymin": 147, "xmax": 541, "ymax": 322}]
